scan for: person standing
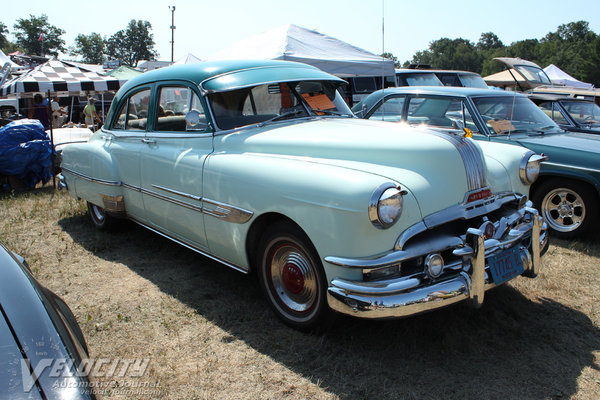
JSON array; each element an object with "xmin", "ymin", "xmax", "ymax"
[
  {"xmin": 51, "ymin": 97, "xmax": 67, "ymax": 128},
  {"xmin": 83, "ymin": 96, "xmax": 100, "ymax": 127},
  {"xmin": 29, "ymin": 93, "xmax": 50, "ymax": 130}
]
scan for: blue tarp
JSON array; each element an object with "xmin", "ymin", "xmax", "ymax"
[{"xmin": 0, "ymin": 119, "xmax": 52, "ymax": 188}]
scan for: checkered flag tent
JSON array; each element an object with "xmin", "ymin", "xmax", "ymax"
[{"xmin": 0, "ymin": 59, "xmax": 126, "ymax": 98}]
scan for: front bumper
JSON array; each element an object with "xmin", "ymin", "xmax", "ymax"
[{"xmin": 326, "ymin": 207, "xmax": 546, "ymax": 319}]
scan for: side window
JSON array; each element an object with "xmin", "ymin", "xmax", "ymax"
[
  {"xmin": 112, "ymin": 89, "xmax": 151, "ymax": 131},
  {"xmin": 155, "ymin": 86, "xmax": 207, "ymax": 132},
  {"xmin": 370, "ymin": 96, "xmax": 405, "ymax": 121},
  {"xmin": 539, "ymin": 101, "xmax": 566, "ymax": 123}
]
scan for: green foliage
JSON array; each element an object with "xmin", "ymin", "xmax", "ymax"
[
  {"xmin": 70, "ymin": 32, "xmax": 106, "ymax": 64},
  {"xmin": 381, "ymin": 52, "xmax": 400, "ymax": 68},
  {"xmin": 0, "ymin": 21, "xmax": 9, "ymax": 51},
  {"xmin": 410, "ymin": 38, "xmax": 481, "ymax": 72},
  {"xmin": 13, "ymin": 14, "xmax": 65, "ymax": 57},
  {"xmin": 404, "ymin": 20, "xmax": 600, "ymax": 87},
  {"xmin": 106, "ymin": 20, "xmax": 157, "ymax": 67}
]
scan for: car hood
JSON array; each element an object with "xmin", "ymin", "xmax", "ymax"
[
  {"xmin": 513, "ymin": 131, "xmax": 600, "ymax": 169},
  {"xmin": 216, "ymin": 118, "xmax": 491, "ymax": 218}
]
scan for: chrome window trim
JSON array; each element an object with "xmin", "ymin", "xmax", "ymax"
[
  {"xmin": 145, "ymin": 131, "xmax": 213, "ymax": 139},
  {"xmin": 105, "ymin": 131, "xmax": 147, "ymax": 139}
]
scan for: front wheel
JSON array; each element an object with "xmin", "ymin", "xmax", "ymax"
[
  {"xmin": 532, "ymin": 179, "xmax": 598, "ymax": 239},
  {"xmin": 87, "ymin": 201, "xmax": 119, "ymax": 231},
  {"xmin": 257, "ymin": 222, "xmax": 329, "ymax": 330}
]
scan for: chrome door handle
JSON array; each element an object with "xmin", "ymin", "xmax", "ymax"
[{"xmin": 141, "ymin": 138, "xmax": 156, "ymax": 144}]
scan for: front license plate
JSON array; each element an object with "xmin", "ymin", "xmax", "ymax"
[{"xmin": 488, "ymin": 247, "xmax": 524, "ymax": 285}]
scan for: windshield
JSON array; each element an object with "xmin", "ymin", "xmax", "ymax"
[
  {"xmin": 397, "ymin": 72, "xmax": 443, "ymax": 86},
  {"xmin": 208, "ymin": 81, "xmax": 352, "ymax": 130},
  {"xmin": 458, "ymin": 74, "xmax": 488, "ymax": 89},
  {"xmin": 472, "ymin": 95, "xmax": 561, "ymax": 135},
  {"xmin": 514, "ymin": 65, "xmax": 552, "ymax": 85},
  {"xmin": 561, "ymin": 101, "xmax": 600, "ymax": 126}
]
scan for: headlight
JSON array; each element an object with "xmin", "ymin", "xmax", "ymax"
[
  {"xmin": 369, "ymin": 183, "xmax": 407, "ymax": 229},
  {"xmin": 520, "ymin": 152, "xmax": 548, "ymax": 185}
]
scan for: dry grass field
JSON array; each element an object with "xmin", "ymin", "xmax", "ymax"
[{"xmin": 1, "ymin": 186, "xmax": 599, "ymax": 399}]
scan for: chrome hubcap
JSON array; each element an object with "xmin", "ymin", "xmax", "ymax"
[
  {"xmin": 91, "ymin": 204, "xmax": 105, "ymax": 222},
  {"xmin": 541, "ymin": 188, "xmax": 585, "ymax": 232},
  {"xmin": 269, "ymin": 244, "xmax": 317, "ymax": 313}
]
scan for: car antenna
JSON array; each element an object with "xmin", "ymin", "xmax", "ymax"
[{"xmin": 380, "ymin": 0, "xmax": 386, "ymax": 120}]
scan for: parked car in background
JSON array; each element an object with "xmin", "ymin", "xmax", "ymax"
[
  {"xmin": 353, "ymin": 86, "xmax": 600, "ymax": 239},
  {"xmin": 59, "ymin": 60, "xmax": 546, "ymax": 330},
  {"xmin": 529, "ymin": 94, "xmax": 600, "ymax": 134},
  {"xmin": 342, "ymin": 75, "xmax": 396, "ymax": 106},
  {"xmin": 396, "ymin": 68, "xmax": 488, "ymax": 88},
  {"xmin": 0, "ymin": 240, "xmax": 94, "ymax": 399}
]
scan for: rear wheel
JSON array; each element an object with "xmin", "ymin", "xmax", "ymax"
[
  {"xmin": 87, "ymin": 201, "xmax": 119, "ymax": 231},
  {"xmin": 257, "ymin": 222, "xmax": 329, "ymax": 330},
  {"xmin": 532, "ymin": 179, "xmax": 598, "ymax": 239}
]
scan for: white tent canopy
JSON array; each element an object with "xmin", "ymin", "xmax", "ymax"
[
  {"xmin": 543, "ymin": 64, "xmax": 594, "ymax": 89},
  {"xmin": 174, "ymin": 53, "xmax": 202, "ymax": 65},
  {"xmin": 208, "ymin": 24, "xmax": 394, "ymax": 77},
  {"xmin": 0, "ymin": 49, "xmax": 26, "ymax": 71}
]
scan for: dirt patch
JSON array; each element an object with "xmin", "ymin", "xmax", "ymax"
[{"xmin": 1, "ymin": 187, "xmax": 599, "ymax": 399}]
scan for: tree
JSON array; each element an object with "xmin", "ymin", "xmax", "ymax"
[
  {"xmin": 0, "ymin": 21, "xmax": 9, "ymax": 51},
  {"xmin": 13, "ymin": 14, "xmax": 65, "ymax": 56},
  {"xmin": 477, "ymin": 32, "xmax": 503, "ymax": 51},
  {"xmin": 409, "ymin": 38, "xmax": 482, "ymax": 72},
  {"xmin": 106, "ymin": 20, "xmax": 157, "ymax": 67},
  {"xmin": 381, "ymin": 52, "xmax": 400, "ymax": 68},
  {"xmin": 70, "ymin": 33, "xmax": 106, "ymax": 64}
]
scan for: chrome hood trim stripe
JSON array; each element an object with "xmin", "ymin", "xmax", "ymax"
[{"xmin": 424, "ymin": 131, "xmax": 487, "ymax": 191}]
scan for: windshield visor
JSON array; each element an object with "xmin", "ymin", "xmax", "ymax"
[
  {"xmin": 472, "ymin": 95, "xmax": 561, "ymax": 134},
  {"xmin": 208, "ymin": 81, "xmax": 353, "ymax": 130}
]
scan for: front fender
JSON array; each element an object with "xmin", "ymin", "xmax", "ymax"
[{"xmin": 202, "ymin": 153, "xmax": 422, "ymax": 280}]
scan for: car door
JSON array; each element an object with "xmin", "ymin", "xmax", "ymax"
[
  {"xmin": 139, "ymin": 83, "xmax": 213, "ymax": 250},
  {"xmin": 105, "ymin": 86, "xmax": 153, "ymax": 222}
]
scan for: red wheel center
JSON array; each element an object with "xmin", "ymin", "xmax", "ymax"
[{"xmin": 282, "ymin": 262, "xmax": 304, "ymax": 294}]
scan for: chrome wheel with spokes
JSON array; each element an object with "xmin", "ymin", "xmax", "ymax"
[
  {"xmin": 541, "ymin": 188, "xmax": 585, "ymax": 233},
  {"xmin": 532, "ymin": 179, "xmax": 598, "ymax": 239}
]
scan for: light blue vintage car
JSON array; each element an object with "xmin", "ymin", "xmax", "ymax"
[{"xmin": 58, "ymin": 60, "xmax": 547, "ymax": 329}]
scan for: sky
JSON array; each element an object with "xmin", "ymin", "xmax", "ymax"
[{"xmin": 3, "ymin": 0, "xmax": 600, "ymax": 64}]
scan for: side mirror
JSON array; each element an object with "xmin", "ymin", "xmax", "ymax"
[{"xmin": 185, "ymin": 110, "xmax": 207, "ymax": 131}]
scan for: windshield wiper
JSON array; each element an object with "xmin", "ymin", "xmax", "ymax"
[
  {"xmin": 258, "ymin": 110, "xmax": 307, "ymax": 127},
  {"xmin": 315, "ymin": 110, "xmax": 350, "ymax": 117},
  {"xmin": 534, "ymin": 125, "xmax": 560, "ymax": 135}
]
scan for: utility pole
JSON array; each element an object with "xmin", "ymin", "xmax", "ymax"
[{"xmin": 169, "ymin": 6, "xmax": 176, "ymax": 63}]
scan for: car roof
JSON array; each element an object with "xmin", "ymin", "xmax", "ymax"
[
  {"xmin": 395, "ymin": 69, "xmax": 480, "ymax": 75},
  {"xmin": 370, "ymin": 86, "xmax": 523, "ymax": 97},
  {"xmin": 353, "ymin": 86, "xmax": 527, "ymax": 114},
  {"xmin": 118, "ymin": 59, "xmax": 344, "ymax": 94},
  {"xmin": 528, "ymin": 93, "xmax": 595, "ymax": 103}
]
